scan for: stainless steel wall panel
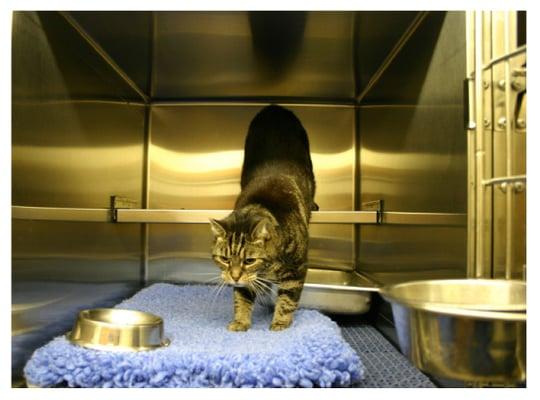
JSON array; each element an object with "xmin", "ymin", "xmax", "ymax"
[
  {"xmin": 12, "ymin": 12, "xmax": 144, "ymax": 102},
  {"xmin": 358, "ymin": 105, "xmax": 467, "ymax": 213},
  {"xmin": 12, "ymin": 102, "xmax": 145, "ymax": 208},
  {"xmin": 148, "ymin": 104, "xmax": 356, "ymax": 277},
  {"xmin": 12, "ymin": 220, "xmax": 142, "ymax": 282},
  {"xmin": 149, "ymin": 104, "xmax": 354, "ymax": 210},
  {"xmin": 357, "ymin": 11, "xmax": 468, "ymax": 280},
  {"xmin": 361, "ymin": 12, "xmax": 465, "ymax": 105},
  {"xmin": 67, "ymin": 11, "xmax": 153, "ymax": 96},
  {"xmin": 359, "ymin": 225, "xmax": 467, "ymax": 277},
  {"xmin": 12, "ymin": 11, "xmax": 146, "ymax": 208},
  {"xmin": 354, "ymin": 12, "xmax": 421, "ymax": 96},
  {"xmin": 152, "ymin": 12, "xmax": 354, "ymax": 100}
]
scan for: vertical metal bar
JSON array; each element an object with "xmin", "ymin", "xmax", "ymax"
[
  {"xmin": 466, "ymin": 11, "xmax": 477, "ymax": 278},
  {"xmin": 474, "ymin": 11, "xmax": 486, "ymax": 278},
  {"xmin": 504, "ymin": 12, "xmax": 514, "ymax": 279}
]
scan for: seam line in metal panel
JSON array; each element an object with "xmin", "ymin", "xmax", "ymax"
[
  {"xmin": 150, "ymin": 100, "xmax": 356, "ymax": 108},
  {"xmin": 58, "ymin": 11, "xmax": 150, "ymax": 104},
  {"xmin": 140, "ymin": 11, "xmax": 156, "ymax": 286},
  {"xmin": 356, "ymin": 11, "xmax": 430, "ymax": 104},
  {"xmin": 353, "ymin": 102, "xmax": 361, "ymax": 273},
  {"xmin": 141, "ymin": 105, "xmax": 152, "ymax": 286},
  {"xmin": 13, "ymin": 99, "xmax": 146, "ymax": 106}
]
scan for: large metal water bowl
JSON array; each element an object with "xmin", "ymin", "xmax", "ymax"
[{"xmin": 381, "ymin": 279, "xmax": 526, "ymax": 385}]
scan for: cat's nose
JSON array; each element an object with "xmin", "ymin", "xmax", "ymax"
[{"xmin": 230, "ymin": 268, "xmax": 241, "ymax": 281}]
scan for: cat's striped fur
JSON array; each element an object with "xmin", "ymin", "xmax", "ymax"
[{"xmin": 210, "ymin": 105, "xmax": 317, "ymax": 331}]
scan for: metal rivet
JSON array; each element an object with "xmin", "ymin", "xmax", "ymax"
[
  {"xmin": 483, "ymin": 119, "xmax": 491, "ymax": 128},
  {"xmin": 483, "ymin": 81, "xmax": 490, "ymax": 90},
  {"xmin": 516, "ymin": 119, "xmax": 526, "ymax": 129},
  {"xmin": 468, "ymin": 121, "xmax": 477, "ymax": 130},
  {"xmin": 499, "ymin": 182, "xmax": 507, "ymax": 193},
  {"xmin": 497, "ymin": 117, "xmax": 507, "ymax": 128},
  {"xmin": 511, "ymin": 80, "xmax": 524, "ymax": 91},
  {"xmin": 498, "ymin": 80, "xmax": 506, "ymax": 89},
  {"xmin": 514, "ymin": 182, "xmax": 525, "ymax": 193}
]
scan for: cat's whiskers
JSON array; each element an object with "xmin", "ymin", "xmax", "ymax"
[
  {"xmin": 203, "ymin": 275, "xmax": 222, "ymax": 284},
  {"xmin": 257, "ymin": 275, "xmax": 278, "ymax": 285},
  {"xmin": 204, "ymin": 280, "xmax": 227, "ymax": 315},
  {"xmin": 249, "ymin": 281, "xmax": 266, "ymax": 305},
  {"xmin": 256, "ymin": 279, "xmax": 278, "ymax": 297}
]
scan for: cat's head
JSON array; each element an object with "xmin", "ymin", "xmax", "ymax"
[{"xmin": 210, "ymin": 213, "xmax": 277, "ymax": 287}]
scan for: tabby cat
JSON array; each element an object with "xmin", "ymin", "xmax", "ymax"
[{"xmin": 210, "ymin": 105, "xmax": 318, "ymax": 331}]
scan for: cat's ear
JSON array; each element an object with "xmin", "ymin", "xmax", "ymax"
[
  {"xmin": 251, "ymin": 219, "xmax": 271, "ymax": 243},
  {"xmin": 209, "ymin": 219, "xmax": 227, "ymax": 239}
]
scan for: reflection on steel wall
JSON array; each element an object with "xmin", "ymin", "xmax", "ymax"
[
  {"xmin": 358, "ymin": 225, "xmax": 466, "ymax": 280},
  {"xmin": 12, "ymin": 11, "xmax": 146, "ymax": 208},
  {"xmin": 13, "ymin": 220, "xmax": 142, "ymax": 282},
  {"xmin": 11, "ymin": 11, "xmax": 145, "ymax": 380},
  {"xmin": 358, "ymin": 12, "xmax": 468, "ymax": 278},
  {"xmin": 12, "ymin": 10, "xmax": 144, "ymax": 281},
  {"xmin": 152, "ymin": 12, "xmax": 355, "ymax": 100},
  {"xmin": 12, "ymin": 102, "xmax": 145, "ymax": 208},
  {"xmin": 11, "ymin": 11, "xmax": 145, "ymax": 277},
  {"xmin": 359, "ymin": 105, "xmax": 466, "ymax": 212},
  {"xmin": 148, "ymin": 104, "xmax": 356, "ymax": 276}
]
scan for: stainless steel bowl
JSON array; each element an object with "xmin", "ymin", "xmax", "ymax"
[
  {"xmin": 381, "ymin": 279, "xmax": 526, "ymax": 384},
  {"xmin": 67, "ymin": 308, "xmax": 170, "ymax": 351}
]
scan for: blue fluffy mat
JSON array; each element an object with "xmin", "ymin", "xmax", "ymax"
[{"xmin": 24, "ymin": 283, "xmax": 364, "ymax": 388}]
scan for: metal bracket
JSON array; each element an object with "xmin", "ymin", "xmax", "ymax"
[
  {"xmin": 110, "ymin": 195, "xmax": 138, "ymax": 222},
  {"xmin": 362, "ymin": 200, "xmax": 384, "ymax": 224}
]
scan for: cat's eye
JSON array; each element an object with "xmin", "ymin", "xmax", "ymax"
[
  {"xmin": 244, "ymin": 258, "xmax": 257, "ymax": 265},
  {"xmin": 217, "ymin": 256, "xmax": 230, "ymax": 264}
]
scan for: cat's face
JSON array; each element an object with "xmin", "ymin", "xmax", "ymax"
[{"xmin": 210, "ymin": 217, "xmax": 273, "ymax": 287}]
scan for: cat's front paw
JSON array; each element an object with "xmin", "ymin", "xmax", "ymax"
[
  {"xmin": 227, "ymin": 320, "xmax": 251, "ymax": 332},
  {"xmin": 269, "ymin": 320, "xmax": 292, "ymax": 331}
]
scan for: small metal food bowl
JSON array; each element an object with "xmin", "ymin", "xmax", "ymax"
[
  {"xmin": 381, "ymin": 279, "xmax": 526, "ymax": 385},
  {"xmin": 66, "ymin": 308, "xmax": 170, "ymax": 351}
]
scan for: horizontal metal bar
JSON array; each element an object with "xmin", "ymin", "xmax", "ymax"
[
  {"xmin": 12, "ymin": 206, "xmax": 111, "ymax": 222},
  {"xmin": 482, "ymin": 45, "xmax": 527, "ymax": 71},
  {"xmin": 382, "ymin": 212, "xmax": 467, "ymax": 226},
  {"xmin": 116, "ymin": 209, "xmax": 379, "ymax": 224},
  {"xmin": 482, "ymin": 175, "xmax": 526, "ymax": 186},
  {"xmin": 12, "ymin": 207, "xmax": 469, "ymax": 227}
]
